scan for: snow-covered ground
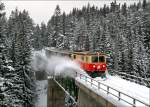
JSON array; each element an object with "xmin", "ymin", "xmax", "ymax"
[
  {"xmin": 76, "ymin": 74, "xmax": 150, "ymax": 107},
  {"xmin": 35, "ymin": 80, "xmax": 48, "ymax": 107}
]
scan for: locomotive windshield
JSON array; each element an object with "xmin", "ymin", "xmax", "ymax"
[
  {"xmin": 99, "ymin": 56, "xmax": 105, "ymax": 62},
  {"xmin": 92, "ymin": 56, "xmax": 105, "ymax": 62}
]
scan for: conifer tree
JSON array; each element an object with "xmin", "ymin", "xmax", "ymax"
[
  {"xmin": 32, "ymin": 25, "xmax": 42, "ymax": 50},
  {"xmin": 16, "ymin": 10, "xmax": 35, "ymax": 106},
  {"xmin": 7, "ymin": 9, "xmax": 35, "ymax": 106},
  {"xmin": 121, "ymin": 3, "xmax": 127, "ymax": 16},
  {"xmin": 52, "ymin": 5, "xmax": 62, "ymax": 48},
  {"xmin": 0, "ymin": 2, "xmax": 5, "ymax": 69},
  {"xmin": 40, "ymin": 22, "xmax": 48, "ymax": 47},
  {"xmin": 0, "ymin": 3, "xmax": 23, "ymax": 107},
  {"xmin": 142, "ymin": 0, "xmax": 147, "ymax": 9},
  {"xmin": 47, "ymin": 20, "xmax": 54, "ymax": 47}
]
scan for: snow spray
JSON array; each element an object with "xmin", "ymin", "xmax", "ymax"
[{"xmin": 31, "ymin": 49, "xmax": 87, "ymax": 78}]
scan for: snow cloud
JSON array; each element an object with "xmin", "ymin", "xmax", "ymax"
[{"xmin": 31, "ymin": 49, "xmax": 86, "ymax": 78}]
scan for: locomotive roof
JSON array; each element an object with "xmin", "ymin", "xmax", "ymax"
[
  {"xmin": 45, "ymin": 47, "xmax": 71, "ymax": 54},
  {"xmin": 45, "ymin": 47, "xmax": 107, "ymax": 56},
  {"xmin": 72, "ymin": 51, "xmax": 107, "ymax": 56}
]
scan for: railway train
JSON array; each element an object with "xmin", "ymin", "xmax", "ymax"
[{"xmin": 45, "ymin": 47, "xmax": 107, "ymax": 78}]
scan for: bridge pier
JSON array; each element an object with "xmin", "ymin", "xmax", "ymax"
[
  {"xmin": 76, "ymin": 80, "xmax": 116, "ymax": 107},
  {"xmin": 77, "ymin": 88, "xmax": 104, "ymax": 107},
  {"xmin": 47, "ymin": 78, "xmax": 65, "ymax": 107},
  {"xmin": 47, "ymin": 77, "xmax": 118, "ymax": 107}
]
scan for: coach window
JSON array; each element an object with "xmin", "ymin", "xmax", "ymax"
[
  {"xmin": 81, "ymin": 56, "xmax": 84, "ymax": 61},
  {"xmin": 73, "ymin": 55, "xmax": 76, "ymax": 59},
  {"xmin": 86, "ymin": 56, "xmax": 88, "ymax": 62},
  {"xmin": 82, "ymin": 56, "xmax": 83, "ymax": 61}
]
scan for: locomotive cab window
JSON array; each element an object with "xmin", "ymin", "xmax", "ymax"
[
  {"xmin": 92, "ymin": 56, "xmax": 105, "ymax": 63},
  {"xmin": 92, "ymin": 56, "xmax": 98, "ymax": 62},
  {"xmin": 99, "ymin": 56, "xmax": 105, "ymax": 62}
]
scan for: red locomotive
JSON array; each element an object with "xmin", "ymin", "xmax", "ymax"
[
  {"xmin": 45, "ymin": 48, "xmax": 107, "ymax": 78},
  {"xmin": 71, "ymin": 51, "xmax": 107, "ymax": 78}
]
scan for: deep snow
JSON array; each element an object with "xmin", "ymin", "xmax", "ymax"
[{"xmin": 76, "ymin": 74, "xmax": 150, "ymax": 107}]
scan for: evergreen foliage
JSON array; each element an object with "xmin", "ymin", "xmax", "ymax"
[
  {"xmin": 40, "ymin": 1, "xmax": 150, "ymax": 83},
  {"xmin": 0, "ymin": 5, "xmax": 35, "ymax": 106},
  {"xmin": 0, "ymin": 1, "xmax": 150, "ymax": 105}
]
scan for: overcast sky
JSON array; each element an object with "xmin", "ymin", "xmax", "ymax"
[{"xmin": 2, "ymin": 0, "xmax": 139, "ymax": 24}]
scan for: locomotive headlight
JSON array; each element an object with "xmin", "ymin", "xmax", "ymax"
[
  {"xmin": 103, "ymin": 65, "xmax": 105, "ymax": 67},
  {"xmin": 97, "ymin": 65, "xmax": 100, "ymax": 69},
  {"xmin": 93, "ymin": 65, "xmax": 96, "ymax": 68}
]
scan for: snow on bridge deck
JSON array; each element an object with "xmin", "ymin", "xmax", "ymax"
[{"xmin": 76, "ymin": 74, "xmax": 150, "ymax": 107}]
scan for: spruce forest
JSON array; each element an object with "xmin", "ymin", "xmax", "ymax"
[{"xmin": 0, "ymin": 0, "xmax": 150, "ymax": 106}]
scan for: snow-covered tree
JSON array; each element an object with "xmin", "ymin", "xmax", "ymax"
[
  {"xmin": 14, "ymin": 10, "xmax": 35, "ymax": 106},
  {"xmin": 65, "ymin": 16, "xmax": 78, "ymax": 50},
  {"xmin": 74, "ymin": 17, "xmax": 88, "ymax": 50},
  {"xmin": 6, "ymin": 9, "xmax": 35, "ymax": 106},
  {"xmin": 32, "ymin": 25, "xmax": 42, "ymax": 50},
  {"xmin": 46, "ymin": 20, "xmax": 54, "ymax": 47},
  {"xmin": 130, "ymin": 10, "xmax": 149, "ymax": 80},
  {"xmin": 40, "ymin": 22, "xmax": 48, "ymax": 47},
  {"xmin": 51, "ymin": 5, "xmax": 62, "ymax": 48},
  {"xmin": 0, "ymin": 3, "xmax": 23, "ymax": 107}
]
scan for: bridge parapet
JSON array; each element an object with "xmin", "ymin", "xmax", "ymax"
[
  {"xmin": 75, "ymin": 73, "xmax": 150, "ymax": 107},
  {"xmin": 76, "ymin": 79, "xmax": 116, "ymax": 107},
  {"xmin": 47, "ymin": 73, "xmax": 149, "ymax": 107}
]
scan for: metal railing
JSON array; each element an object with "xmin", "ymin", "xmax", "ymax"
[
  {"xmin": 53, "ymin": 77, "xmax": 77, "ymax": 107},
  {"xmin": 54, "ymin": 77, "xmax": 78, "ymax": 101},
  {"xmin": 75, "ymin": 72, "xmax": 150, "ymax": 107},
  {"xmin": 110, "ymin": 70, "xmax": 150, "ymax": 87},
  {"xmin": 111, "ymin": 70, "xmax": 150, "ymax": 82}
]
